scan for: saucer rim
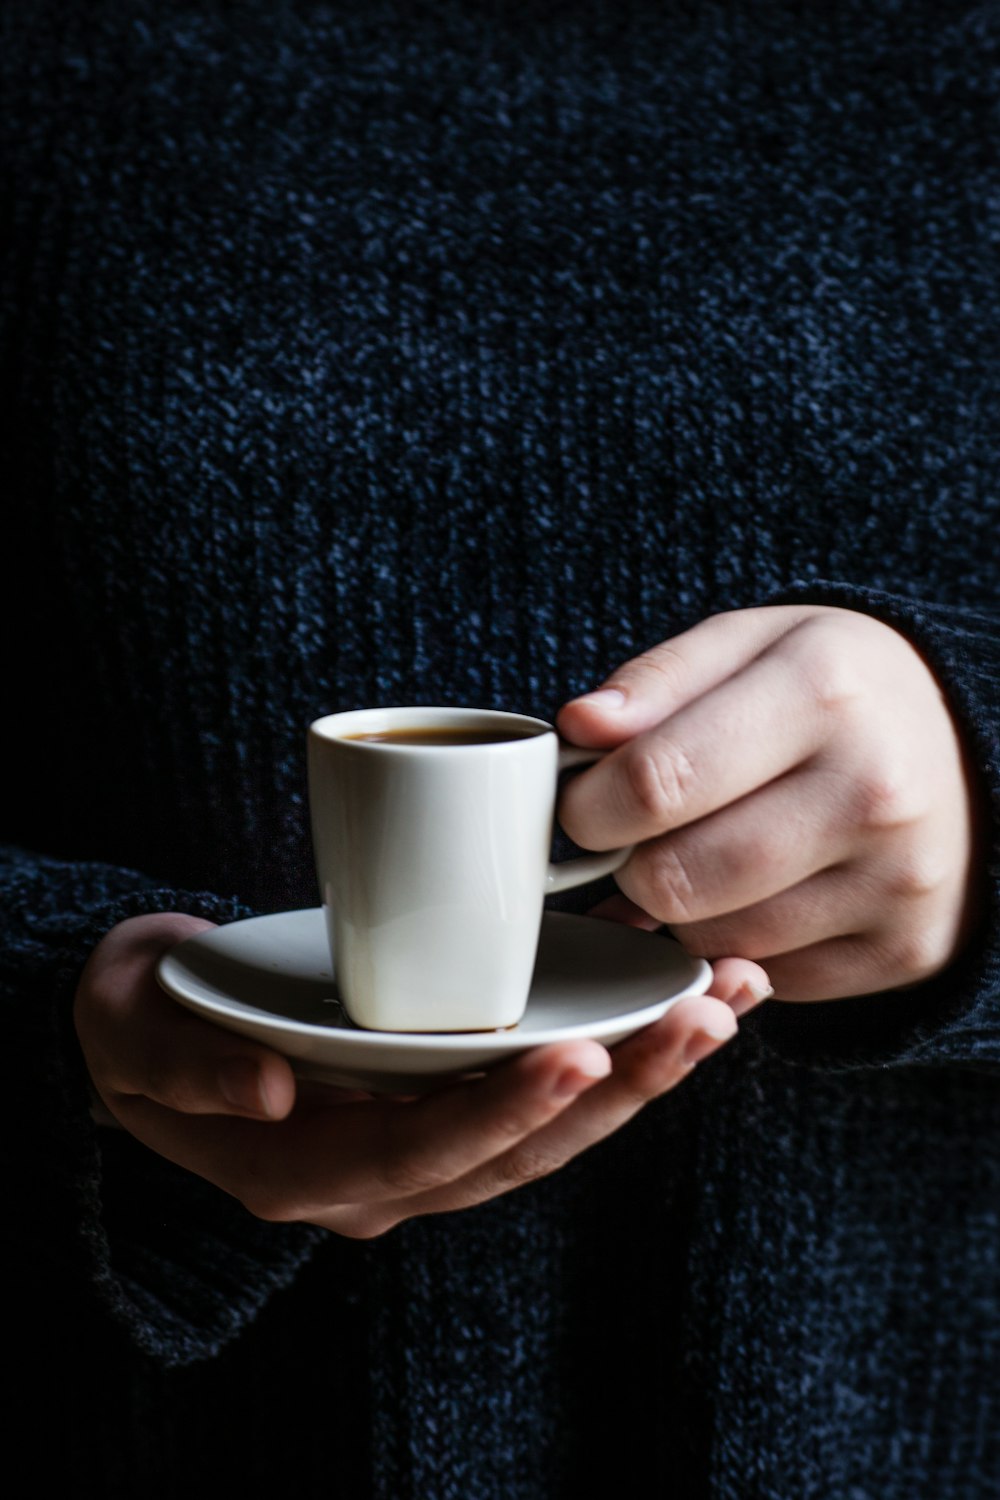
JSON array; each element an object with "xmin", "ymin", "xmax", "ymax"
[{"xmin": 156, "ymin": 907, "xmax": 713, "ymax": 1053}]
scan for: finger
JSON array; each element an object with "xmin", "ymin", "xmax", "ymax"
[
  {"xmin": 377, "ymin": 994, "xmax": 739, "ymax": 1220},
  {"xmin": 113, "ymin": 1038, "xmax": 614, "ymax": 1222},
  {"xmin": 586, "ymin": 895, "xmax": 772, "ymax": 1014},
  {"xmin": 705, "ymin": 957, "xmax": 774, "ymax": 1016},
  {"xmin": 670, "ymin": 863, "xmax": 883, "ymax": 962},
  {"xmin": 585, "ymin": 897, "xmax": 772, "ymax": 1016},
  {"xmin": 76, "ymin": 918, "xmax": 297, "ymax": 1121},
  {"xmin": 759, "ymin": 930, "xmax": 943, "ymax": 1001},
  {"xmin": 556, "ymin": 606, "xmax": 806, "ymax": 749},
  {"xmin": 102, "ymin": 986, "xmax": 299, "ymax": 1121},
  {"xmin": 586, "ymin": 892, "xmax": 663, "ymax": 929},
  {"xmin": 559, "ymin": 634, "xmax": 829, "ymax": 850},
  {"xmin": 268, "ymin": 1039, "xmax": 615, "ymax": 1216},
  {"xmin": 615, "ymin": 763, "xmax": 850, "ymax": 924}
]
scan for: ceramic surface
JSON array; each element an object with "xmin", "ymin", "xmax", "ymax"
[
  {"xmin": 308, "ymin": 706, "xmax": 629, "ymax": 1031},
  {"xmin": 156, "ymin": 907, "xmax": 713, "ymax": 1093}
]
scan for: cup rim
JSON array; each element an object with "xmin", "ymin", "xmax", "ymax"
[{"xmin": 309, "ymin": 705, "xmax": 556, "ymax": 749}]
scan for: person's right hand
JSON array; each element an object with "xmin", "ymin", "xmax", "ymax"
[{"xmin": 74, "ymin": 913, "xmax": 769, "ymax": 1239}]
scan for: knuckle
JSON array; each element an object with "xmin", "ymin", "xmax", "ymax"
[
  {"xmin": 888, "ymin": 847, "xmax": 948, "ymax": 901},
  {"xmin": 788, "ymin": 617, "xmax": 862, "ymax": 714},
  {"xmin": 624, "ymin": 644, "xmax": 690, "ymax": 701},
  {"xmin": 628, "ymin": 840, "xmax": 700, "ymax": 923},
  {"xmin": 624, "ymin": 742, "xmax": 698, "ymax": 828},
  {"xmin": 617, "ymin": 1023, "xmax": 686, "ymax": 1101},
  {"xmin": 376, "ymin": 1150, "xmax": 448, "ymax": 1199},
  {"xmin": 745, "ymin": 831, "xmax": 792, "ymax": 893},
  {"xmin": 852, "ymin": 766, "xmax": 920, "ymax": 832},
  {"xmin": 882, "ymin": 928, "xmax": 946, "ymax": 982},
  {"xmin": 139, "ymin": 1057, "xmax": 215, "ymax": 1114},
  {"xmin": 618, "ymin": 1056, "xmax": 673, "ymax": 1108},
  {"xmin": 490, "ymin": 1102, "xmax": 544, "ymax": 1147},
  {"xmin": 239, "ymin": 1182, "xmax": 300, "ymax": 1224},
  {"xmin": 490, "ymin": 1144, "xmax": 558, "ymax": 1193},
  {"xmin": 234, "ymin": 1146, "xmax": 309, "ymax": 1224},
  {"xmin": 136, "ymin": 1054, "xmax": 174, "ymax": 1105},
  {"xmin": 331, "ymin": 1210, "xmax": 399, "ymax": 1242}
]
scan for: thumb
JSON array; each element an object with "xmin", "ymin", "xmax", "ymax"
[{"xmin": 76, "ymin": 912, "xmax": 297, "ymax": 1123}]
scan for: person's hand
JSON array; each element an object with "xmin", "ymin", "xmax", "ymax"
[
  {"xmin": 557, "ymin": 604, "xmax": 982, "ymax": 1001},
  {"xmin": 73, "ymin": 914, "xmax": 769, "ymax": 1237}
]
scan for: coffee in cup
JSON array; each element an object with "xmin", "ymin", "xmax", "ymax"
[{"xmin": 307, "ymin": 706, "xmax": 630, "ymax": 1032}]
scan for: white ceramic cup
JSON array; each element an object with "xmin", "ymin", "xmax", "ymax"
[{"xmin": 307, "ymin": 706, "xmax": 631, "ymax": 1032}]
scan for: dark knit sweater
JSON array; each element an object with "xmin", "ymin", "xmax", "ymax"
[{"xmin": 3, "ymin": 2, "xmax": 999, "ymax": 1496}]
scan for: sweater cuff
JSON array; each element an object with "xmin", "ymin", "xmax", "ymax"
[
  {"xmin": 4, "ymin": 868, "xmax": 324, "ymax": 1367},
  {"xmin": 744, "ymin": 580, "xmax": 1000, "ymax": 1073}
]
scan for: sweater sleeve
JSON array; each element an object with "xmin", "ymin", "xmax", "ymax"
[
  {"xmin": 741, "ymin": 580, "xmax": 1000, "ymax": 1073},
  {"xmin": 0, "ymin": 845, "xmax": 325, "ymax": 1367}
]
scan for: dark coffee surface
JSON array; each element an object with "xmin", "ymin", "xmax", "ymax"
[{"xmin": 345, "ymin": 726, "xmax": 544, "ymax": 746}]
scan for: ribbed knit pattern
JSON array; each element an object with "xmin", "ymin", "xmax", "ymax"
[{"xmin": 2, "ymin": 2, "xmax": 999, "ymax": 1495}]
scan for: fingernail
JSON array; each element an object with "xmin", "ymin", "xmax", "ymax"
[
  {"xmin": 219, "ymin": 1058, "xmax": 272, "ymax": 1117},
  {"xmin": 573, "ymin": 688, "xmax": 626, "ymax": 711},
  {"xmin": 729, "ymin": 980, "xmax": 775, "ymax": 1018},
  {"xmin": 683, "ymin": 1014, "xmax": 738, "ymax": 1067},
  {"xmin": 552, "ymin": 1054, "xmax": 612, "ymax": 1097}
]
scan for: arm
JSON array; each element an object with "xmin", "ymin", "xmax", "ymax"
[
  {"xmin": 764, "ymin": 581, "xmax": 998, "ymax": 1070},
  {"xmin": 0, "ymin": 846, "xmax": 323, "ymax": 1367},
  {"xmin": 3, "ymin": 842, "xmax": 767, "ymax": 1369},
  {"xmin": 74, "ymin": 913, "xmax": 768, "ymax": 1290}
]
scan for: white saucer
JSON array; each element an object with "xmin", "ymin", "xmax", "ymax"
[{"xmin": 156, "ymin": 908, "xmax": 712, "ymax": 1093}]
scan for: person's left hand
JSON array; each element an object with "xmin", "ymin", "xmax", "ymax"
[
  {"xmin": 75, "ymin": 914, "xmax": 770, "ymax": 1238},
  {"xmin": 557, "ymin": 604, "xmax": 982, "ymax": 1001}
]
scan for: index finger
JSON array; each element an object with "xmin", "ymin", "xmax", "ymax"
[{"xmin": 556, "ymin": 606, "xmax": 803, "ymax": 749}]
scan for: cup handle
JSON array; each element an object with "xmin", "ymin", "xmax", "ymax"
[{"xmin": 546, "ymin": 744, "xmax": 634, "ymax": 894}]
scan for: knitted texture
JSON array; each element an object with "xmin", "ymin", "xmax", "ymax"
[{"xmin": 2, "ymin": 2, "xmax": 999, "ymax": 1496}]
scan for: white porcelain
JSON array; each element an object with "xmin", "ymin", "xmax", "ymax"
[
  {"xmin": 156, "ymin": 908, "xmax": 713, "ymax": 1094},
  {"xmin": 308, "ymin": 706, "xmax": 631, "ymax": 1032}
]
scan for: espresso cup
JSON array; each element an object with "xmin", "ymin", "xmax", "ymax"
[{"xmin": 307, "ymin": 706, "xmax": 631, "ymax": 1032}]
